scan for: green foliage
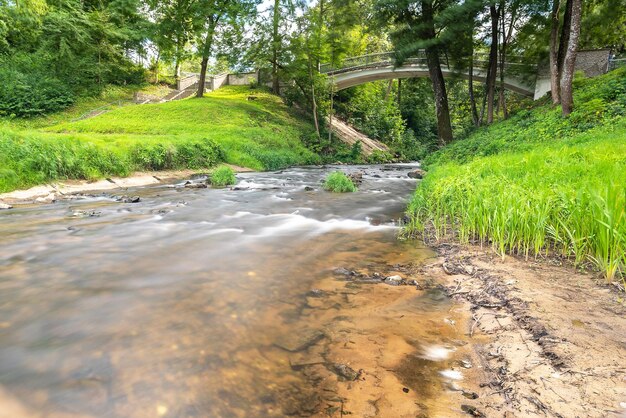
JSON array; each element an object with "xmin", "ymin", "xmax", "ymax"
[
  {"xmin": 0, "ymin": 54, "xmax": 75, "ymax": 117},
  {"xmin": 323, "ymin": 171, "xmax": 357, "ymax": 193},
  {"xmin": 210, "ymin": 165, "xmax": 237, "ymax": 186},
  {"xmin": 406, "ymin": 69, "xmax": 626, "ymax": 281},
  {"xmin": 423, "ymin": 68, "xmax": 626, "ymax": 168},
  {"xmin": 0, "ymin": 0, "xmax": 148, "ymax": 116},
  {"xmin": 335, "ymin": 81, "xmax": 405, "ymax": 144},
  {"xmin": 0, "ymin": 86, "xmax": 321, "ymax": 192}
]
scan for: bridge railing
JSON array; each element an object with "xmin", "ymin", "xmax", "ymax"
[
  {"xmin": 608, "ymin": 58, "xmax": 626, "ymax": 71},
  {"xmin": 320, "ymin": 50, "xmax": 537, "ymax": 81}
]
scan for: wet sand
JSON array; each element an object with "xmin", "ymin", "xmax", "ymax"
[{"xmin": 421, "ymin": 242, "xmax": 626, "ymax": 418}]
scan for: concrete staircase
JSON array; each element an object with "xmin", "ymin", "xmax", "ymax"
[{"xmin": 330, "ymin": 118, "xmax": 390, "ymax": 156}]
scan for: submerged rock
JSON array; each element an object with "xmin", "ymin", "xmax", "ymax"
[
  {"xmin": 332, "ymin": 267, "xmax": 355, "ymax": 277},
  {"xmin": 461, "ymin": 404, "xmax": 485, "ymax": 417},
  {"xmin": 304, "ymin": 186, "xmax": 315, "ymax": 191},
  {"xmin": 274, "ymin": 328, "xmax": 325, "ymax": 352},
  {"xmin": 116, "ymin": 195, "xmax": 141, "ymax": 203},
  {"xmin": 331, "ymin": 363, "xmax": 360, "ymax": 381}
]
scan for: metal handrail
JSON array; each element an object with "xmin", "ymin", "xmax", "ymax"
[{"xmin": 609, "ymin": 58, "xmax": 626, "ymax": 71}]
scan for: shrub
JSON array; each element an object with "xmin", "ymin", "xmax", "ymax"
[
  {"xmin": 323, "ymin": 171, "xmax": 357, "ymax": 193},
  {"xmin": 210, "ymin": 165, "xmax": 236, "ymax": 187},
  {"xmin": 0, "ymin": 53, "xmax": 75, "ymax": 117}
]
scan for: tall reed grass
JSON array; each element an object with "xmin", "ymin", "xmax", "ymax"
[{"xmin": 406, "ymin": 132, "xmax": 626, "ymax": 281}]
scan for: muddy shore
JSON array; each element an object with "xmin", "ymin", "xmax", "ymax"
[{"xmin": 425, "ymin": 243, "xmax": 626, "ymax": 417}]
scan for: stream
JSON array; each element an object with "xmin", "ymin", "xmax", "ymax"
[{"xmin": 0, "ymin": 164, "xmax": 475, "ymax": 417}]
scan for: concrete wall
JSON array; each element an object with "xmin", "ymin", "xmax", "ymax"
[
  {"xmin": 227, "ymin": 71, "xmax": 259, "ymax": 86},
  {"xmin": 178, "ymin": 75, "xmax": 198, "ymax": 91},
  {"xmin": 212, "ymin": 73, "xmax": 228, "ymax": 90},
  {"xmin": 576, "ymin": 49, "xmax": 611, "ymax": 77},
  {"xmin": 533, "ymin": 49, "xmax": 612, "ymax": 99}
]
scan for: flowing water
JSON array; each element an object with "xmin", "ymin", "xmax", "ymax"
[{"xmin": 0, "ymin": 165, "xmax": 477, "ymax": 418}]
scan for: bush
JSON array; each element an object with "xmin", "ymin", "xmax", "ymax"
[
  {"xmin": 0, "ymin": 55, "xmax": 74, "ymax": 117},
  {"xmin": 323, "ymin": 171, "xmax": 357, "ymax": 193},
  {"xmin": 210, "ymin": 165, "xmax": 236, "ymax": 187}
]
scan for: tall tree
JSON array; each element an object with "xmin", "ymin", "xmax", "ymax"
[
  {"xmin": 421, "ymin": 0, "xmax": 453, "ymax": 144},
  {"xmin": 548, "ymin": 0, "xmax": 560, "ymax": 104},
  {"xmin": 485, "ymin": 3, "xmax": 499, "ymax": 124},
  {"xmin": 375, "ymin": 0, "xmax": 476, "ymax": 145},
  {"xmin": 192, "ymin": 0, "xmax": 257, "ymax": 98},
  {"xmin": 559, "ymin": 0, "xmax": 581, "ymax": 116}
]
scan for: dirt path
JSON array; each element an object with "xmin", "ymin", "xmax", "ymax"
[
  {"xmin": 329, "ymin": 119, "xmax": 389, "ymax": 156},
  {"xmin": 423, "ymin": 243, "xmax": 626, "ymax": 417}
]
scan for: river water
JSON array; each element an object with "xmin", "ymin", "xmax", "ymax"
[{"xmin": 0, "ymin": 164, "xmax": 476, "ymax": 418}]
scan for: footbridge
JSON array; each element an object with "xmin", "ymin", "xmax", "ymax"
[{"xmin": 320, "ymin": 51, "xmax": 538, "ymax": 98}]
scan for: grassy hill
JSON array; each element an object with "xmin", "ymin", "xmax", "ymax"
[
  {"xmin": 406, "ymin": 68, "xmax": 626, "ymax": 281},
  {"xmin": 0, "ymin": 86, "xmax": 320, "ymax": 193}
]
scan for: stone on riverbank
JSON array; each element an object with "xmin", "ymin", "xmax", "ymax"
[{"xmin": 407, "ymin": 169, "xmax": 426, "ymax": 179}]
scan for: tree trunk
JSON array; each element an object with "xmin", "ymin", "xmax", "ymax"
[
  {"xmin": 397, "ymin": 79, "xmax": 402, "ymax": 107},
  {"xmin": 549, "ymin": 0, "xmax": 561, "ymax": 104},
  {"xmin": 469, "ymin": 55, "xmax": 479, "ymax": 126},
  {"xmin": 154, "ymin": 52, "xmax": 160, "ymax": 84},
  {"xmin": 486, "ymin": 3, "xmax": 499, "ymax": 124},
  {"xmin": 557, "ymin": 0, "xmax": 573, "ymax": 77},
  {"xmin": 196, "ymin": 21, "xmax": 217, "ymax": 98},
  {"xmin": 384, "ymin": 79, "xmax": 393, "ymax": 101},
  {"xmin": 175, "ymin": 59, "xmax": 181, "ymax": 83},
  {"xmin": 271, "ymin": 0, "xmax": 281, "ymax": 94},
  {"xmin": 422, "ymin": 0, "xmax": 453, "ymax": 146},
  {"xmin": 499, "ymin": 1, "xmax": 515, "ymax": 119},
  {"xmin": 306, "ymin": 38, "xmax": 321, "ymax": 142},
  {"xmin": 560, "ymin": 0, "xmax": 581, "ymax": 116}
]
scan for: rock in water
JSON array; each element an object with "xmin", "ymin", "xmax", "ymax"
[
  {"xmin": 184, "ymin": 182, "xmax": 208, "ymax": 189},
  {"xmin": 0, "ymin": 203, "xmax": 13, "ymax": 210},
  {"xmin": 35, "ymin": 193, "xmax": 56, "ymax": 203},
  {"xmin": 331, "ymin": 363, "xmax": 360, "ymax": 381},
  {"xmin": 274, "ymin": 328, "xmax": 325, "ymax": 352},
  {"xmin": 407, "ymin": 169, "xmax": 427, "ymax": 179},
  {"xmin": 116, "ymin": 195, "xmax": 141, "ymax": 203},
  {"xmin": 348, "ymin": 172, "xmax": 364, "ymax": 186},
  {"xmin": 384, "ymin": 275, "xmax": 404, "ymax": 286}
]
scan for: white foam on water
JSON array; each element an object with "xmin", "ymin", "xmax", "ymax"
[
  {"xmin": 252, "ymin": 213, "xmax": 396, "ymax": 238},
  {"xmin": 439, "ymin": 369, "xmax": 464, "ymax": 380},
  {"xmin": 420, "ymin": 345, "xmax": 454, "ymax": 361}
]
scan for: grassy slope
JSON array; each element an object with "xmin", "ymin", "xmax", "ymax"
[
  {"xmin": 0, "ymin": 86, "xmax": 320, "ymax": 193},
  {"xmin": 407, "ymin": 68, "xmax": 626, "ymax": 281}
]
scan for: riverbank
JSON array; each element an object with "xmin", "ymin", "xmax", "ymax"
[
  {"xmin": 422, "ymin": 242, "xmax": 626, "ymax": 417},
  {"xmin": 0, "ymin": 86, "xmax": 320, "ymax": 194},
  {"xmin": 0, "ymin": 165, "xmax": 253, "ymax": 205},
  {"xmin": 407, "ymin": 67, "xmax": 626, "ymax": 281}
]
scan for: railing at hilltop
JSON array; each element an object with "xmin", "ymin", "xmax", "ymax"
[
  {"xmin": 608, "ymin": 58, "xmax": 626, "ymax": 71},
  {"xmin": 320, "ymin": 51, "xmax": 537, "ymax": 79}
]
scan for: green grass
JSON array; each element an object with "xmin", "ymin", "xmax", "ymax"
[
  {"xmin": 210, "ymin": 165, "xmax": 236, "ymax": 187},
  {"xmin": 407, "ymin": 68, "xmax": 626, "ymax": 282},
  {"xmin": 0, "ymin": 86, "xmax": 320, "ymax": 192},
  {"xmin": 323, "ymin": 171, "xmax": 357, "ymax": 193}
]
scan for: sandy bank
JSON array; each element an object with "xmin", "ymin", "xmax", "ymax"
[
  {"xmin": 423, "ymin": 243, "xmax": 626, "ymax": 417},
  {"xmin": 0, "ymin": 165, "xmax": 254, "ymax": 206}
]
